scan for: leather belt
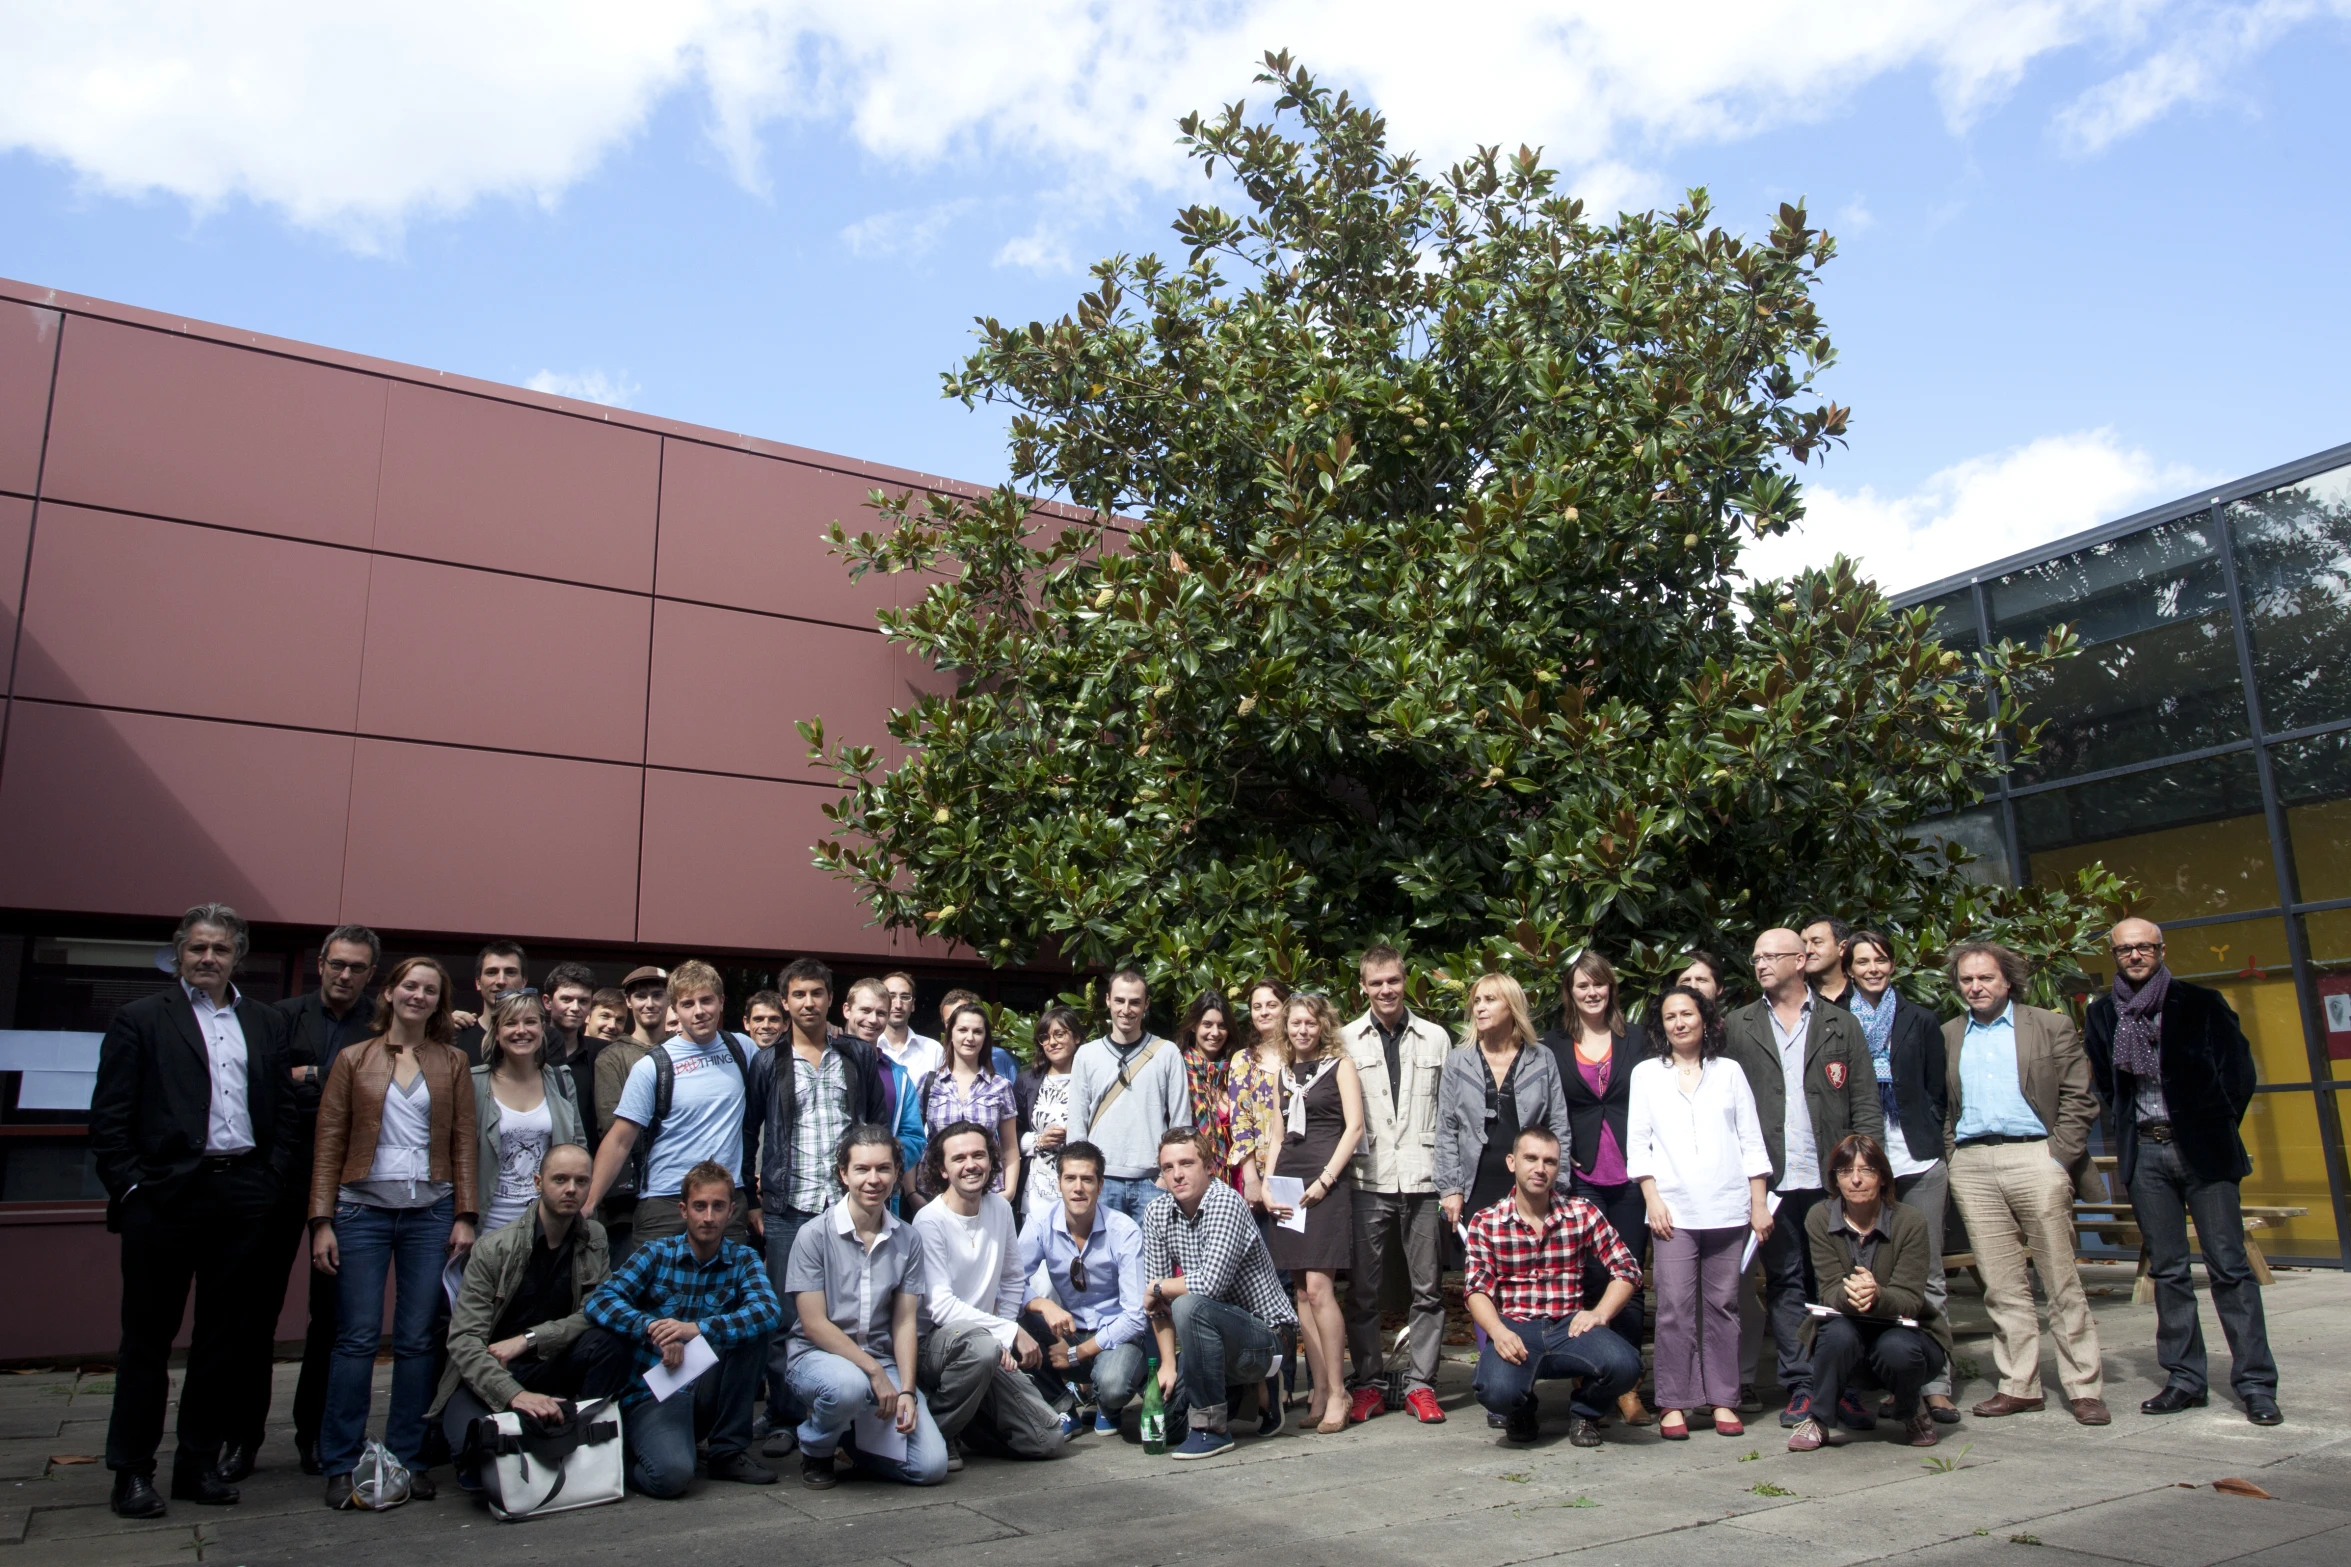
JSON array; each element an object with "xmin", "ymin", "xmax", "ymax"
[{"xmin": 2138, "ymin": 1121, "xmax": 2174, "ymax": 1144}]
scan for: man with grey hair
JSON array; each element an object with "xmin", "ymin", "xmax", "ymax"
[
  {"xmin": 1942, "ymin": 940, "xmax": 2108, "ymax": 1426},
  {"xmin": 89, "ymin": 904, "xmax": 300, "ymax": 1518}
]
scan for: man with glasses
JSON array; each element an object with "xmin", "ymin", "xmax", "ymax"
[
  {"xmin": 1724, "ymin": 928, "xmax": 1881, "ymax": 1431},
  {"xmin": 2084, "ymin": 920, "xmax": 2277, "ymax": 1425},
  {"xmin": 242, "ymin": 925, "xmax": 380, "ymax": 1479},
  {"xmin": 1017, "ymin": 1140, "xmax": 1150, "ymax": 1436},
  {"xmin": 879, "ymin": 971, "xmax": 943, "ymax": 1081}
]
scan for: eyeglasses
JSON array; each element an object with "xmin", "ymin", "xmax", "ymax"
[
  {"xmin": 1068, "ymin": 1254, "xmax": 1088, "ymax": 1294},
  {"xmin": 322, "ymin": 958, "xmax": 373, "ymax": 975},
  {"xmin": 2110, "ymin": 942, "xmax": 2164, "ymax": 957},
  {"xmin": 1751, "ymin": 952, "xmax": 1803, "ymax": 966}
]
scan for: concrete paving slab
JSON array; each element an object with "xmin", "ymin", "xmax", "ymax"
[{"xmin": 2021, "ymin": 1485, "xmax": 2344, "ymax": 1566}]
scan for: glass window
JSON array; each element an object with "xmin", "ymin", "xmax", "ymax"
[
  {"xmin": 1906, "ymin": 807, "xmax": 2010, "ymax": 885},
  {"xmin": 1987, "ymin": 516, "xmax": 2247, "ymax": 783},
  {"xmin": 2229, "ymin": 461, "xmax": 2351, "ymax": 733},
  {"xmin": 2271, "ymin": 731, "xmax": 2351, "ymax": 904},
  {"xmin": 2016, "ymin": 752, "xmax": 2275, "ymax": 921},
  {"xmin": 2239, "ymin": 1089, "xmax": 2341, "ymax": 1259},
  {"xmin": 1919, "ymin": 590, "xmax": 1980, "ymax": 658},
  {"xmin": 2295, "ymin": 909, "xmax": 2351, "ymax": 1082}
]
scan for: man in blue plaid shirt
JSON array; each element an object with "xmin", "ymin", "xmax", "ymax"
[{"xmin": 584, "ymin": 1160, "xmax": 781, "ymax": 1495}]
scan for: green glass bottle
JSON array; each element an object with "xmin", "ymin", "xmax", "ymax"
[{"xmin": 1141, "ymin": 1354, "xmax": 1168, "ymax": 1454}]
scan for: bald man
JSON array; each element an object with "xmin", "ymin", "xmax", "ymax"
[
  {"xmin": 1722, "ymin": 927, "xmax": 1881, "ymax": 1429},
  {"xmin": 2083, "ymin": 919, "xmax": 2276, "ymax": 1425}
]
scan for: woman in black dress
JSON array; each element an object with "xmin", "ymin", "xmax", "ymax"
[{"xmin": 1269, "ymin": 991, "xmax": 1364, "ymax": 1434}]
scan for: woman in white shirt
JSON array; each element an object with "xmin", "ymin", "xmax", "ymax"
[
  {"xmin": 471, "ymin": 991, "xmax": 586, "ymax": 1233},
  {"xmin": 1627, "ymin": 984, "xmax": 1774, "ymax": 1440}
]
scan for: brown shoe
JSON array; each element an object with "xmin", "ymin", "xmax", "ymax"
[
  {"xmin": 1905, "ymin": 1409, "xmax": 1939, "ymax": 1447},
  {"xmin": 1971, "ymin": 1393, "xmax": 2047, "ymax": 1418},
  {"xmin": 2069, "ymin": 1398, "xmax": 2112, "ymax": 1426},
  {"xmin": 1618, "ymin": 1390, "xmax": 1655, "ymax": 1427}
]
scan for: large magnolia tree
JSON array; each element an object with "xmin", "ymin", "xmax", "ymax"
[{"xmin": 802, "ymin": 54, "xmax": 2124, "ymax": 1017}]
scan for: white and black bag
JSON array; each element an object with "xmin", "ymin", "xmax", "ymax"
[{"xmin": 465, "ymin": 1396, "xmax": 624, "ymax": 1521}]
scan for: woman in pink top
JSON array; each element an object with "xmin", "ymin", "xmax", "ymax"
[{"xmin": 1545, "ymin": 950, "xmax": 1651, "ymax": 1426}]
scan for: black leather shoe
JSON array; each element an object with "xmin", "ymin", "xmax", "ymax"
[
  {"xmin": 1504, "ymin": 1403, "xmax": 1540, "ymax": 1444},
  {"xmin": 406, "ymin": 1470, "xmax": 437, "ymax": 1501},
  {"xmin": 110, "ymin": 1471, "xmax": 167, "ymax": 1519},
  {"xmin": 217, "ymin": 1444, "xmax": 256, "ymax": 1483},
  {"xmin": 2140, "ymin": 1386, "xmax": 2208, "ymax": 1416},
  {"xmin": 324, "ymin": 1473, "xmax": 356, "ymax": 1510},
  {"xmin": 297, "ymin": 1442, "xmax": 324, "ymax": 1476},
  {"xmin": 168, "ymin": 1467, "xmax": 240, "ymax": 1506},
  {"xmin": 2245, "ymin": 1394, "xmax": 2283, "ymax": 1426},
  {"xmin": 1567, "ymin": 1415, "xmax": 1603, "ymax": 1448}
]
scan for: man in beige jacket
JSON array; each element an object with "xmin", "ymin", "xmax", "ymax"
[
  {"xmin": 1942, "ymin": 941, "xmax": 2108, "ymax": 1425},
  {"xmin": 1339, "ymin": 945, "xmax": 1453, "ymax": 1426}
]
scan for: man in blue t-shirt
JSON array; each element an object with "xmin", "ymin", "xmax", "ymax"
[{"xmin": 588, "ymin": 961, "xmax": 754, "ymax": 1245}]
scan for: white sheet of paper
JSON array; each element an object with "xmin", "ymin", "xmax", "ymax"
[
  {"xmin": 441, "ymin": 1255, "xmax": 467, "ymax": 1310},
  {"xmin": 1265, "ymin": 1176, "xmax": 1308, "ymax": 1233},
  {"xmin": 1740, "ymin": 1192, "xmax": 1783, "ymax": 1272},
  {"xmin": 641, "ymin": 1332, "xmax": 719, "ymax": 1403},
  {"xmin": 853, "ymin": 1366, "xmax": 909, "ymax": 1461}
]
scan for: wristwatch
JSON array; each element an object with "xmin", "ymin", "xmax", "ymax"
[{"xmin": 523, "ymin": 1329, "xmax": 539, "ymax": 1350}]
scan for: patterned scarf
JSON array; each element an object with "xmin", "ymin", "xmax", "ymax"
[
  {"xmin": 2110, "ymin": 964, "xmax": 2170, "ymax": 1080},
  {"xmin": 1848, "ymin": 985, "xmax": 1902, "ymax": 1126}
]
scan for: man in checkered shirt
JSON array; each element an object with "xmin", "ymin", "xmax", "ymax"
[
  {"xmin": 1141, "ymin": 1127, "xmax": 1298, "ymax": 1460},
  {"xmin": 1464, "ymin": 1123, "xmax": 1645, "ymax": 1447}
]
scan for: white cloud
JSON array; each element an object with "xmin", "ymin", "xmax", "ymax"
[
  {"xmin": 841, "ymin": 197, "xmax": 975, "ymax": 259},
  {"xmin": 2054, "ymin": 1, "xmax": 2349, "ymax": 153},
  {"xmin": 1741, "ymin": 429, "xmax": 2212, "ymax": 593},
  {"xmin": 1, "ymin": 2, "xmax": 2327, "ymax": 252},
  {"xmin": 525, "ymin": 367, "xmax": 641, "ymax": 407}
]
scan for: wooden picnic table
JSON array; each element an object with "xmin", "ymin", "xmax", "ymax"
[{"xmin": 1943, "ymin": 1161, "xmax": 2306, "ymax": 1301}]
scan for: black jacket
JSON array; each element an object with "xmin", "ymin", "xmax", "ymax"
[
  {"xmin": 1546, "ymin": 1029, "xmax": 1634, "ymax": 1182},
  {"xmin": 2084, "ymin": 978, "xmax": 2256, "ymax": 1186},
  {"xmin": 89, "ymin": 986, "xmax": 299, "ymax": 1227},
  {"xmin": 743, "ymin": 1031, "xmax": 889, "ymax": 1215},
  {"xmin": 1848, "ymin": 989, "xmax": 1948, "ymax": 1165}
]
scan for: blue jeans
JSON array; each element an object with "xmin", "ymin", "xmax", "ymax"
[
  {"xmin": 1473, "ymin": 1314, "xmax": 1643, "ymax": 1421},
  {"xmin": 321, "ymin": 1196, "xmax": 453, "ymax": 1476},
  {"xmin": 760, "ymin": 1207, "xmax": 820, "ymax": 1421},
  {"xmin": 785, "ymin": 1351, "xmax": 949, "ymax": 1485},
  {"xmin": 620, "ymin": 1337, "xmax": 763, "ymax": 1498},
  {"xmin": 1169, "ymin": 1294, "xmax": 1281, "ymax": 1432},
  {"xmin": 1099, "ymin": 1177, "xmax": 1161, "ymax": 1226}
]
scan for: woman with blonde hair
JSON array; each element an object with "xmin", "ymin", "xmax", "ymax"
[
  {"xmin": 472, "ymin": 990, "xmax": 587, "ymax": 1234},
  {"xmin": 310, "ymin": 956, "xmax": 477, "ymax": 1506},
  {"xmin": 1267, "ymin": 991, "xmax": 1365, "ymax": 1433},
  {"xmin": 1436, "ymin": 973, "xmax": 1571, "ymax": 1229}
]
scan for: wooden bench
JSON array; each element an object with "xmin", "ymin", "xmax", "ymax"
[{"xmin": 1942, "ymin": 1197, "xmax": 2308, "ymax": 1303}]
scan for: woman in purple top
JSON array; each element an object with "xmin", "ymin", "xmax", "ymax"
[
  {"xmin": 917, "ymin": 1005, "xmax": 1021, "ymax": 1197},
  {"xmin": 1546, "ymin": 950, "xmax": 1652, "ymax": 1426}
]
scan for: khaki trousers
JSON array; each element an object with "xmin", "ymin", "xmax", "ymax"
[{"xmin": 1947, "ymin": 1140, "xmax": 2102, "ymax": 1401}]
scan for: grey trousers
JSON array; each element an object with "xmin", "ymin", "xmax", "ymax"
[
  {"xmin": 2129, "ymin": 1140, "xmax": 2276, "ymax": 1400},
  {"xmin": 916, "ymin": 1321, "xmax": 1064, "ymax": 1458},
  {"xmin": 1343, "ymin": 1189, "xmax": 1445, "ymax": 1393},
  {"xmin": 1894, "ymin": 1162, "xmax": 1955, "ymax": 1399}
]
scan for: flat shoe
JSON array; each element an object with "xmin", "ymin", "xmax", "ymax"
[
  {"xmin": 1714, "ymin": 1414, "xmax": 1745, "ymax": 1438},
  {"xmin": 1658, "ymin": 1414, "xmax": 1689, "ymax": 1441}
]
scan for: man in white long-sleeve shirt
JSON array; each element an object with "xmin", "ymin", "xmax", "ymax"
[{"xmin": 910, "ymin": 1122, "xmax": 1066, "ymax": 1463}]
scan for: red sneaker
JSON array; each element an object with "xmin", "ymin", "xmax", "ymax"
[
  {"xmin": 1405, "ymin": 1388, "xmax": 1446, "ymax": 1424},
  {"xmin": 1346, "ymin": 1386, "xmax": 1385, "ymax": 1425}
]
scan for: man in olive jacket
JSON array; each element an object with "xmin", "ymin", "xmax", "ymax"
[
  {"xmin": 1942, "ymin": 941, "xmax": 2107, "ymax": 1426},
  {"xmin": 1723, "ymin": 928, "xmax": 1883, "ymax": 1428},
  {"xmin": 432, "ymin": 1145, "xmax": 634, "ymax": 1473},
  {"xmin": 2084, "ymin": 918, "xmax": 2276, "ymax": 1424}
]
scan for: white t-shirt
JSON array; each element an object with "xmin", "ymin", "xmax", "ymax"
[
  {"xmin": 615, "ymin": 1034, "xmax": 748, "ymax": 1196},
  {"xmin": 487, "ymin": 1095, "xmax": 554, "ymax": 1232},
  {"xmin": 910, "ymin": 1192, "xmax": 1025, "ymax": 1349},
  {"xmin": 880, "ymin": 1031, "xmax": 943, "ymax": 1081}
]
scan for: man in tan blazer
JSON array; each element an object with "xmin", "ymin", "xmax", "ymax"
[{"xmin": 1942, "ymin": 941, "xmax": 2108, "ymax": 1425}]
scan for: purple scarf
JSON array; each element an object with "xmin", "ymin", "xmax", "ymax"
[{"xmin": 2110, "ymin": 964, "xmax": 2170, "ymax": 1080}]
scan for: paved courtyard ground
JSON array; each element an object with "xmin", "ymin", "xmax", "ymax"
[{"xmin": 4, "ymin": 1257, "xmax": 2348, "ymax": 1567}]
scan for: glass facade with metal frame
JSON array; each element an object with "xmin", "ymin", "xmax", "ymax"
[{"xmin": 1894, "ymin": 439, "xmax": 2351, "ymax": 1265}]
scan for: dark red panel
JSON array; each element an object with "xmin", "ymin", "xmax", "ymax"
[
  {"xmin": 16, "ymin": 506, "xmax": 369, "ymax": 730},
  {"xmin": 637, "ymin": 769, "xmax": 953, "ymax": 957},
  {"xmin": 0, "ymin": 301, "xmax": 60, "ymax": 496},
  {"xmin": 653, "ymin": 439, "xmax": 913, "ymax": 625},
  {"xmin": 0, "ymin": 495, "xmax": 28, "ymax": 689},
  {"xmin": 341, "ymin": 739, "xmax": 639, "ymax": 942},
  {"xmin": 0, "ymin": 704, "xmax": 353, "ymax": 923},
  {"xmin": 375, "ymin": 382, "xmax": 658, "ymax": 590},
  {"xmin": 40, "ymin": 316, "xmax": 385, "ymax": 547},
  {"xmin": 645, "ymin": 600, "xmax": 948, "ymax": 779},
  {"xmin": 355, "ymin": 555, "xmax": 650, "ymax": 762}
]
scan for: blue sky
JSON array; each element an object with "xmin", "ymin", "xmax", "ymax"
[{"xmin": 2, "ymin": 2, "xmax": 2346, "ymax": 592}]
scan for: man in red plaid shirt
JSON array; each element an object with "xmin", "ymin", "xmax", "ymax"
[{"xmin": 1464, "ymin": 1123, "xmax": 1645, "ymax": 1446}]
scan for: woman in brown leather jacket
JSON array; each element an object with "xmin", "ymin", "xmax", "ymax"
[{"xmin": 308, "ymin": 956, "xmax": 477, "ymax": 1507}]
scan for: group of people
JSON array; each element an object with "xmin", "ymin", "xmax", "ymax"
[{"xmin": 86, "ymin": 903, "xmax": 2282, "ymax": 1521}]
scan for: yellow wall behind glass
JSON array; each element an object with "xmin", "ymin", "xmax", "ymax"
[
  {"xmin": 2029, "ymin": 811, "xmax": 2276, "ymax": 923},
  {"xmin": 2285, "ymin": 797, "xmax": 2351, "ymax": 904},
  {"xmin": 2240, "ymin": 1090, "xmax": 2341, "ymax": 1256},
  {"xmin": 2294, "ymin": 908, "xmax": 2351, "ymax": 1081}
]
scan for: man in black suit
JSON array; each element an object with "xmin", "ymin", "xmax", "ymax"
[
  {"xmin": 224, "ymin": 924, "xmax": 380, "ymax": 1479},
  {"xmin": 88, "ymin": 904, "xmax": 300, "ymax": 1519},
  {"xmin": 2085, "ymin": 918, "xmax": 2279, "ymax": 1426}
]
